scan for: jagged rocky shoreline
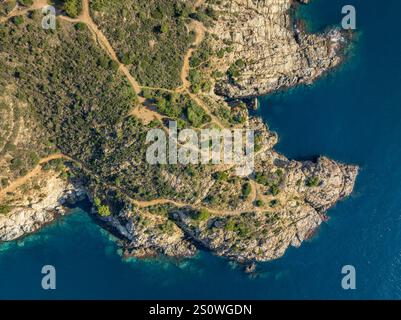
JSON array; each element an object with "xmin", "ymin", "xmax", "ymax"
[{"xmin": 103, "ymin": 119, "xmax": 358, "ymax": 264}]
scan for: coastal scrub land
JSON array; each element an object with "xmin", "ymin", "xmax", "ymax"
[{"xmin": 0, "ymin": 0, "xmax": 358, "ymax": 265}]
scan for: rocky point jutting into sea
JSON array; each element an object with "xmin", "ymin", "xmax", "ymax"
[{"xmin": 0, "ymin": 0, "xmax": 357, "ymax": 265}]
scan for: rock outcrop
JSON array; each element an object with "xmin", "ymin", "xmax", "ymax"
[
  {"xmin": 0, "ymin": 172, "xmax": 86, "ymax": 242},
  {"xmin": 98, "ymin": 110, "xmax": 357, "ymax": 263},
  {"xmin": 209, "ymin": 0, "xmax": 346, "ymax": 98},
  {"xmin": 166, "ymin": 122, "xmax": 358, "ymax": 262},
  {"xmin": 97, "ymin": 205, "xmax": 196, "ymax": 259}
]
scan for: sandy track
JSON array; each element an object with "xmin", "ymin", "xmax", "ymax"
[
  {"xmin": 0, "ymin": 0, "xmax": 48, "ymax": 24},
  {"xmin": 0, "ymin": 153, "xmax": 68, "ymax": 199},
  {"xmin": 179, "ymin": 20, "xmax": 206, "ymax": 92},
  {"xmin": 0, "ymin": 151, "xmax": 266, "ymax": 215}
]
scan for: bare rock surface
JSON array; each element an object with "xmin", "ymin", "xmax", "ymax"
[
  {"xmin": 210, "ymin": 0, "xmax": 346, "ymax": 98},
  {"xmin": 0, "ymin": 173, "xmax": 86, "ymax": 242}
]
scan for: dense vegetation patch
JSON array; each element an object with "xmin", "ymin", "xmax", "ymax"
[
  {"xmin": 54, "ymin": 0, "xmax": 82, "ymax": 18},
  {"xmin": 90, "ymin": 0, "xmax": 194, "ymax": 89},
  {"xmin": 0, "ymin": 12, "xmax": 215, "ymax": 205},
  {"xmin": 143, "ymin": 90, "xmax": 211, "ymax": 128}
]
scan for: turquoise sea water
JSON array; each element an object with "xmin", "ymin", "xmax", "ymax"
[{"xmin": 1, "ymin": 0, "xmax": 401, "ymax": 299}]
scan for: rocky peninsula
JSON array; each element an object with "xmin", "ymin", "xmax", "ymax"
[{"xmin": 0, "ymin": 0, "xmax": 357, "ymax": 265}]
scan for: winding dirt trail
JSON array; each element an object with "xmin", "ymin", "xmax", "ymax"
[
  {"xmin": 249, "ymin": 180, "xmax": 257, "ymax": 204},
  {"xmin": 0, "ymin": 152, "xmax": 265, "ymax": 215},
  {"xmin": 0, "ymin": 0, "xmax": 263, "ymax": 215},
  {"xmin": 179, "ymin": 20, "xmax": 206, "ymax": 92},
  {"xmin": 176, "ymin": 19, "xmax": 225, "ymax": 129},
  {"xmin": 0, "ymin": 0, "xmax": 48, "ymax": 24},
  {"xmin": 0, "ymin": 153, "xmax": 68, "ymax": 199},
  {"xmin": 0, "ymin": 0, "xmax": 219, "ymax": 128},
  {"xmin": 178, "ymin": 0, "xmax": 206, "ymax": 92},
  {"xmin": 59, "ymin": 0, "xmax": 142, "ymax": 97}
]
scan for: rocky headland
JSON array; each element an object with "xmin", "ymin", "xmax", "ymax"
[{"xmin": 0, "ymin": 0, "xmax": 358, "ymax": 266}]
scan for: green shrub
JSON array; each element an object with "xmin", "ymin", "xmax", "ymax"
[
  {"xmin": 159, "ymin": 220, "xmax": 175, "ymax": 234},
  {"xmin": 255, "ymin": 172, "xmax": 269, "ymax": 186},
  {"xmin": 242, "ymin": 182, "xmax": 252, "ymax": 198},
  {"xmin": 186, "ymin": 101, "xmax": 208, "ymax": 127},
  {"xmin": 224, "ymin": 219, "xmax": 235, "ymax": 232},
  {"xmin": 63, "ymin": 0, "xmax": 82, "ymax": 18},
  {"xmin": 98, "ymin": 205, "xmax": 111, "ymax": 217},
  {"xmin": 3, "ymin": 142, "xmax": 17, "ymax": 153},
  {"xmin": 269, "ymin": 199, "xmax": 279, "ymax": 208},
  {"xmin": 1, "ymin": 178, "xmax": 9, "ymax": 188},
  {"xmin": 270, "ymin": 184, "xmax": 280, "ymax": 196},
  {"xmin": 212, "ymin": 70, "xmax": 224, "ymax": 79},
  {"xmin": 194, "ymin": 208, "xmax": 211, "ymax": 221},
  {"xmin": 255, "ymin": 199, "xmax": 264, "ymax": 207},
  {"xmin": 216, "ymin": 49, "xmax": 225, "ymax": 59},
  {"xmin": 235, "ymin": 59, "xmax": 245, "ymax": 68},
  {"xmin": 12, "ymin": 16, "xmax": 24, "ymax": 26},
  {"xmin": 74, "ymin": 22, "xmax": 86, "ymax": 31},
  {"xmin": 214, "ymin": 171, "xmax": 229, "ymax": 181},
  {"xmin": 306, "ymin": 176, "xmax": 321, "ymax": 187},
  {"xmin": 0, "ymin": 204, "xmax": 12, "ymax": 215},
  {"xmin": 94, "ymin": 197, "xmax": 101, "ymax": 207},
  {"xmin": 109, "ymin": 60, "xmax": 120, "ymax": 71},
  {"xmin": 159, "ymin": 23, "xmax": 169, "ymax": 34}
]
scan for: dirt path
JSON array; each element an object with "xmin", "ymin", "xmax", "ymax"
[
  {"xmin": 0, "ymin": 152, "xmax": 264, "ymax": 215},
  {"xmin": 129, "ymin": 105, "xmax": 164, "ymax": 125},
  {"xmin": 1, "ymin": 0, "xmax": 222, "ymax": 129},
  {"xmin": 249, "ymin": 180, "xmax": 257, "ymax": 204},
  {"xmin": 194, "ymin": 0, "xmax": 206, "ymax": 9},
  {"xmin": 0, "ymin": 0, "xmax": 48, "ymax": 24},
  {"xmin": 179, "ymin": 20, "xmax": 206, "ymax": 92},
  {"xmin": 114, "ymin": 188, "xmax": 263, "ymax": 216},
  {"xmin": 59, "ymin": 0, "xmax": 142, "ymax": 98},
  {"xmin": 79, "ymin": 0, "xmax": 142, "ymax": 97},
  {"xmin": 59, "ymin": 0, "xmax": 170, "ymax": 124},
  {"xmin": 176, "ymin": 18, "xmax": 225, "ymax": 129},
  {"xmin": 0, "ymin": 153, "xmax": 67, "ymax": 199}
]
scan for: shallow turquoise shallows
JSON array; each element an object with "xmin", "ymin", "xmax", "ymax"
[{"xmin": 1, "ymin": 0, "xmax": 401, "ymax": 299}]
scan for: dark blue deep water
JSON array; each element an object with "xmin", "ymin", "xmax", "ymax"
[{"xmin": 1, "ymin": 0, "xmax": 401, "ymax": 299}]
